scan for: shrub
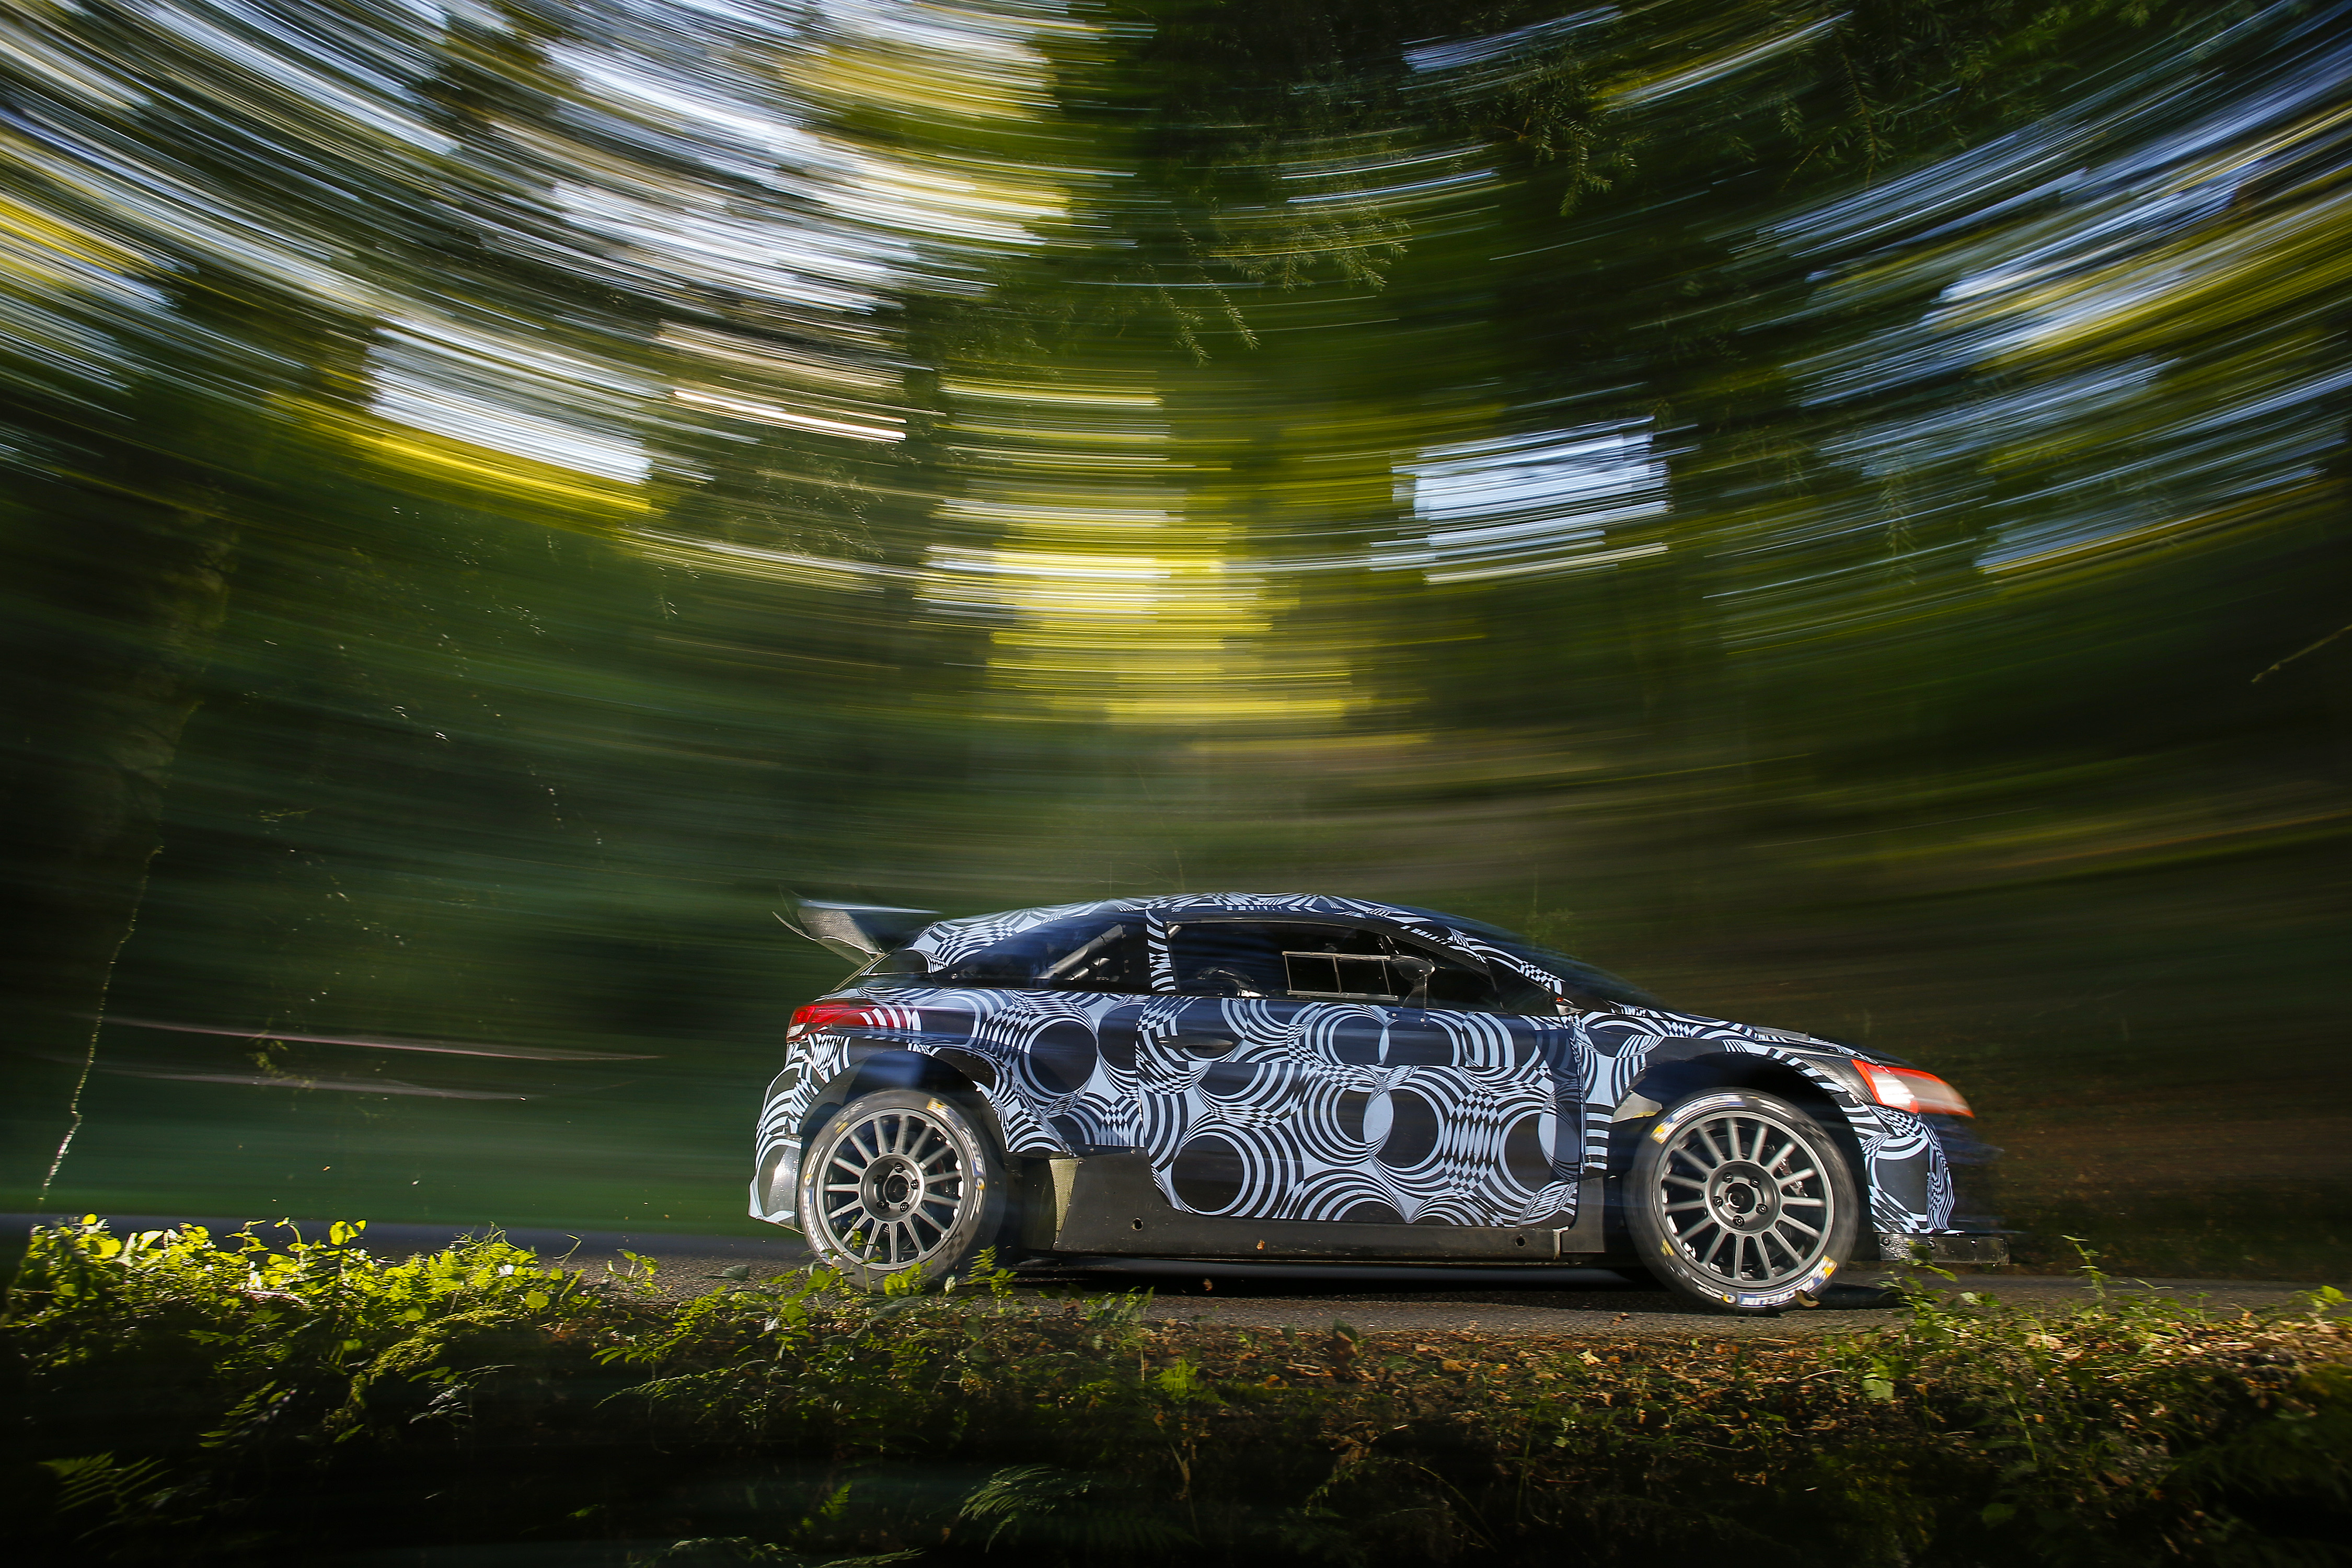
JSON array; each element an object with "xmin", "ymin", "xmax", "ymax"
[{"xmin": 7, "ymin": 1220, "xmax": 2349, "ymax": 1567}]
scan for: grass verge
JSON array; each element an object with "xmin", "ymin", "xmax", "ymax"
[{"xmin": 6, "ymin": 1220, "xmax": 2349, "ymax": 1567}]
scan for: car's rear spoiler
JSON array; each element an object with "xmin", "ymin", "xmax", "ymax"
[{"xmin": 779, "ymin": 900, "xmax": 940, "ymax": 963}]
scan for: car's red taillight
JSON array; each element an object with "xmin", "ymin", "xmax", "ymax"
[
  {"xmin": 787, "ymin": 1000, "xmax": 881, "ymax": 1043},
  {"xmin": 1857, "ymin": 1062, "xmax": 1974, "ymax": 1117}
]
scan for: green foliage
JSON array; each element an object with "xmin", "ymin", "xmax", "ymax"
[
  {"xmin": 7, "ymin": 1220, "xmax": 2351, "ymax": 1566},
  {"xmin": 16, "ymin": 1215, "xmax": 594, "ymax": 1342},
  {"xmin": 34, "ymin": 1453, "xmax": 187, "ymax": 1548},
  {"xmin": 959, "ymin": 1464, "xmax": 1200, "ymax": 1554}
]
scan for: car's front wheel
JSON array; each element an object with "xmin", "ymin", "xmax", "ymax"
[
  {"xmin": 1628, "ymin": 1088, "xmax": 1859, "ymax": 1315},
  {"xmin": 797, "ymin": 1089, "xmax": 1009, "ymax": 1290}
]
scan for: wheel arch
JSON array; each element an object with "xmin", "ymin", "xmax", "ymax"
[
  {"xmin": 1617, "ymin": 1051, "xmax": 1871, "ymax": 1200},
  {"xmin": 1631, "ymin": 1052, "xmax": 1846, "ymax": 1123},
  {"xmin": 800, "ymin": 1043, "xmax": 1018, "ymax": 1155}
]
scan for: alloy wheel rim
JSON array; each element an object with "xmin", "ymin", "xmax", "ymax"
[
  {"xmin": 1657, "ymin": 1110, "xmax": 1831, "ymax": 1289},
  {"xmin": 816, "ymin": 1108, "xmax": 969, "ymax": 1267}
]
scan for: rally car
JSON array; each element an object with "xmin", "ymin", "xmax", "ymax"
[{"xmin": 753, "ymin": 894, "xmax": 2001, "ymax": 1313}]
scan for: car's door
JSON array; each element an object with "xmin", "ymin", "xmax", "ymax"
[
  {"xmin": 1140, "ymin": 916, "xmax": 1578, "ymax": 1228},
  {"xmin": 1137, "ymin": 917, "xmax": 1330, "ymax": 1219},
  {"xmin": 1385, "ymin": 946, "xmax": 1582, "ymax": 1228}
]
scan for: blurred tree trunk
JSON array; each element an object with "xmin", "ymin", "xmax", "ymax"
[
  {"xmin": 0, "ymin": 262, "xmax": 331, "ymax": 1234},
  {"xmin": 0, "ymin": 475, "xmax": 239, "ymax": 1210}
]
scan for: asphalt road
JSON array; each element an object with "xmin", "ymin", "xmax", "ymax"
[{"xmin": 13, "ymin": 1215, "xmax": 2334, "ymax": 1339}]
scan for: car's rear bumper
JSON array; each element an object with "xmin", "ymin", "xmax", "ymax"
[
  {"xmin": 750, "ymin": 1136, "xmax": 802, "ymax": 1226},
  {"xmin": 1874, "ymin": 1231, "xmax": 2010, "ymax": 1267}
]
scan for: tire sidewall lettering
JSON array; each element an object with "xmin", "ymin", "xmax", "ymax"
[
  {"xmin": 1630, "ymin": 1088, "xmax": 1859, "ymax": 1316},
  {"xmin": 799, "ymin": 1089, "xmax": 1006, "ymax": 1287}
]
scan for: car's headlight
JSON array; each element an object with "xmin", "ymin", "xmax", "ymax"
[{"xmin": 1855, "ymin": 1062, "xmax": 1973, "ymax": 1117}]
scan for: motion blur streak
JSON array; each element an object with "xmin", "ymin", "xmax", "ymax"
[{"xmin": 1, "ymin": 1, "xmax": 2345, "ymax": 1272}]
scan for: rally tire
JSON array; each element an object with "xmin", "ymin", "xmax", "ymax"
[
  {"xmin": 797, "ymin": 1089, "xmax": 1010, "ymax": 1291},
  {"xmin": 1628, "ymin": 1088, "xmax": 1860, "ymax": 1315}
]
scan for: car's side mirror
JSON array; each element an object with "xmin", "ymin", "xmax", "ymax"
[{"xmin": 1393, "ymin": 955, "xmax": 1435, "ymax": 1005}]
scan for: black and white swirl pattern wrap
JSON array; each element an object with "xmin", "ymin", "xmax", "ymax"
[{"xmin": 755, "ymin": 894, "xmax": 1957, "ymax": 1246}]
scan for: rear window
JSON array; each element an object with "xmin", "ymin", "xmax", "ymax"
[{"xmin": 928, "ymin": 914, "xmax": 1149, "ymax": 993}]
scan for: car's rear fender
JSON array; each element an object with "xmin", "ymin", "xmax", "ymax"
[
  {"xmin": 752, "ymin": 1029, "xmax": 1043, "ymax": 1229},
  {"xmin": 795, "ymin": 1035, "xmax": 1071, "ymax": 1159}
]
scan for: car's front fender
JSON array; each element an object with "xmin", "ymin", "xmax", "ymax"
[{"xmin": 1578, "ymin": 1008, "xmax": 1959, "ymax": 1243}]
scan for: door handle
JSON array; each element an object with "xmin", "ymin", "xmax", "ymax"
[{"xmin": 1165, "ymin": 1032, "xmax": 1238, "ymax": 1059}]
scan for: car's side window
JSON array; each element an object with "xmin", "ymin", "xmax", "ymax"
[
  {"xmin": 1046, "ymin": 920, "xmax": 1151, "ymax": 992},
  {"xmin": 1426, "ymin": 952, "xmax": 1557, "ymax": 1013},
  {"xmin": 1167, "ymin": 921, "xmax": 1327, "ymax": 996},
  {"xmin": 931, "ymin": 914, "xmax": 1150, "ymax": 993},
  {"xmin": 1163, "ymin": 920, "xmax": 1550, "ymax": 1011},
  {"xmin": 1283, "ymin": 926, "xmax": 1440, "ymax": 1002}
]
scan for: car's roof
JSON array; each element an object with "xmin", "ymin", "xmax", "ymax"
[{"xmin": 907, "ymin": 893, "xmax": 1483, "ymax": 966}]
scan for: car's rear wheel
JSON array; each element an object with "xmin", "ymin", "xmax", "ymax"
[
  {"xmin": 798, "ymin": 1089, "xmax": 1009, "ymax": 1291},
  {"xmin": 1628, "ymin": 1088, "xmax": 1859, "ymax": 1315}
]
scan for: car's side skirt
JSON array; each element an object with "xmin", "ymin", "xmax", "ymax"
[{"xmin": 1033, "ymin": 1150, "xmax": 1610, "ymax": 1261}]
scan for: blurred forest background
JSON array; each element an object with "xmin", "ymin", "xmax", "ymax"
[{"xmin": 2, "ymin": 0, "xmax": 2345, "ymax": 1274}]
